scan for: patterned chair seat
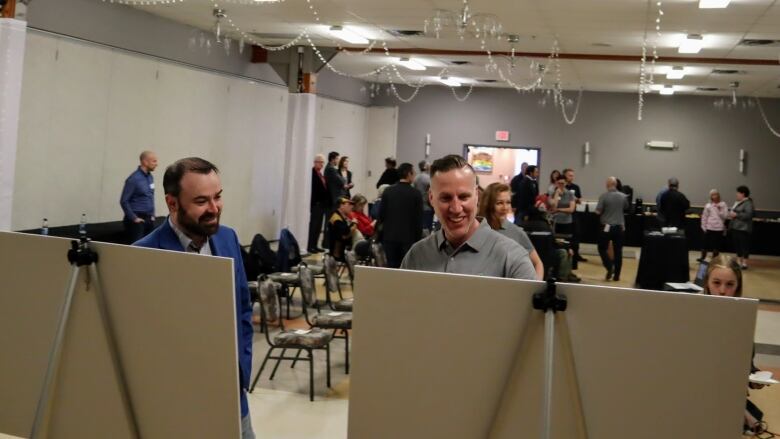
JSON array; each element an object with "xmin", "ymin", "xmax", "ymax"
[
  {"xmin": 333, "ymin": 298, "xmax": 353, "ymax": 312},
  {"xmin": 268, "ymin": 272, "xmax": 299, "ymax": 284},
  {"xmin": 273, "ymin": 328, "xmax": 333, "ymax": 348},
  {"xmin": 292, "ymin": 264, "xmax": 324, "ymax": 275},
  {"xmin": 311, "ymin": 311, "xmax": 352, "ymax": 329}
]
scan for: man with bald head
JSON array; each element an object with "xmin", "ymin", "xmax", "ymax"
[
  {"xmin": 120, "ymin": 150, "xmax": 158, "ymax": 242},
  {"xmin": 401, "ymin": 154, "xmax": 536, "ymax": 279},
  {"xmin": 595, "ymin": 176, "xmax": 629, "ymax": 281}
]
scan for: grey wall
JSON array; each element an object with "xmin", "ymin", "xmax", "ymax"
[
  {"xmin": 26, "ymin": 0, "xmax": 370, "ymax": 105},
  {"xmin": 27, "ymin": 0, "xmax": 286, "ymax": 85},
  {"xmin": 373, "ymin": 86, "xmax": 780, "ymax": 209},
  {"xmin": 316, "ymin": 69, "xmax": 371, "ymax": 106}
]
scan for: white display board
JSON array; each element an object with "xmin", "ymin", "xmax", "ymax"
[
  {"xmin": 348, "ymin": 267, "xmax": 758, "ymax": 439},
  {"xmin": 0, "ymin": 232, "xmax": 241, "ymax": 438}
]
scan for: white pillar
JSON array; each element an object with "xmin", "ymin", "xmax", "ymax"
[
  {"xmin": 0, "ymin": 18, "xmax": 26, "ymax": 231},
  {"xmin": 280, "ymin": 93, "xmax": 317, "ymax": 246}
]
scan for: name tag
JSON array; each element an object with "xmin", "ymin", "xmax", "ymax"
[{"xmin": 149, "ymin": 183, "xmax": 155, "ymax": 189}]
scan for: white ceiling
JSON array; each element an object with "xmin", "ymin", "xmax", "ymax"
[{"xmin": 134, "ymin": 0, "xmax": 780, "ymax": 97}]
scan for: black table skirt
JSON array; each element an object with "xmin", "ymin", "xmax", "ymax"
[
  {"xmin": 579, "ymin": 212, "xmax": 779, "ymax": 256},
  {"xmin": 635, "ymin": 231, "xmax": 690, "ymax": 290}
]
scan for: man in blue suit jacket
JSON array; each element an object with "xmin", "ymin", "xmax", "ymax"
[{"xmin": 134, "ymin": 157, "xmax": 255, "ymax": 438}]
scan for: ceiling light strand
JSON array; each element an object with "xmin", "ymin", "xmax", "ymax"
[
  {"xmin": 558, "ymin": 88, "xmax": 584, "ymax": 125},
  {"xmin": 756, "ymin": 97, "xmax": 780, "ymax": 138},
  {"xmin": 450, "ymin": 83, "xmax": 475, "ymax": 102},
  {"xmin": 101, "ymin": 0, "xmax": 186, "ymax": 6},
  {"xmin": 304, "ymin": 31, "xmax": 390, "ymax": 78},
  {"xmin": 219, "ymin": 7, "xmax": 304, "ymax": 51},
  {"xmin": 481, "ymin": 38, "xmax": 546, "ymax": 92}
]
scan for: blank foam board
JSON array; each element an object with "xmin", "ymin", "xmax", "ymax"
[{"xmin": 0, "ymin": 232, "xmax": 241, "ymax": 438}]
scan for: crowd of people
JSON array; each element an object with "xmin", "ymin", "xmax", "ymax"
[
  {"xmin": 114, "ymin": 150, "xmax": 766, "ymax": 438},
  {"xmin": 301, "ymin": 151, "xmax": 758, "ymax": 282}
]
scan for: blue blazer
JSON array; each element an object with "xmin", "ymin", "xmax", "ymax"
[{"xmin": 134, "ymin": 218, "xmax": 253, "ymax": 417}]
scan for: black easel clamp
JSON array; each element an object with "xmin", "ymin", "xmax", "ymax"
[
  {"xmin": 67, "ymin": 237, "xmax": 98, "ymax": 266},
  {"xmin": 533, "ymin": 278, "xmax": 568, "ymax": 313}
]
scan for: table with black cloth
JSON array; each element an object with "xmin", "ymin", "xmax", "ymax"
[
  {"xmin": 635, "ymin": 230, "xmax": 690, "ymax": 290},
  {"xmin": 528, "ymin": 231, "xmax": 555, "ymax": 280}
]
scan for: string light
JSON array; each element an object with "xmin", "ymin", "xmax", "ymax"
[
  {"xmin": 100, "ymin": 0, "xmax": 574, "ymax": 106},
  {"xmin": 756, "ymin": 97, "xmax": 780, "ymax": 138},
  {"xmin": 637, "ymin": 0, "xmax": 663, "ymax": 120},
  {"xmin": 450, "ymin": 83, "xmax": 474, "ymax": 102},
  {"xmin": 102, "ymin": 0, "xmax": 186, "ymax": 5}
]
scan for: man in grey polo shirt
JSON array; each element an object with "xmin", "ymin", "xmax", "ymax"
[
  {"xmin": 400, "ymin": 155, "xmax": 536, "ymax": 280},
  {"xmin": 595, "ymin": 176, "xmax": 629, "ymax": 281}
]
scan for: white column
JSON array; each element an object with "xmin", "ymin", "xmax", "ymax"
[
  {"xmin": 0, "ymin": 18, "xmax": 26, "ymax": 231},
  {"xmin": 279, "ymin": 93, "xmax": 317, "ymax": 246}
]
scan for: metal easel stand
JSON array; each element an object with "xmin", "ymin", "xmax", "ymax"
[
  {"xmin": 532, "ymin": 278, "xmax": 589, "ymax": 439},
  {"xmin": 30, "ymin": 237, "xmax": 141, "ymax": 439}
]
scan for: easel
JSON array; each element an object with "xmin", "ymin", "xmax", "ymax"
[
  {"xmin": 532, "ymin": 278, "xmax": 588, "ymax": 439},
  {"xmin": 29, "ymin": 237, "xmax": 140, "ymax": 439}
]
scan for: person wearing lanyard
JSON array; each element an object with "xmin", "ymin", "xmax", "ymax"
[
  {"xmin": 120, "ymin": 151, "xmax": 158, "ymax": 243},
  {"xmin": 134, "ymin": 157, "xmax": 255, "ymax": 439},
  {"xmin": 595, "ymin": 176, "xmax": 629, "ymax": 281}
]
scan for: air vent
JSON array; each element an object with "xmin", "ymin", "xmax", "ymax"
[
  {"xmin": 739, "ymin": 39, "xmax": 780, "ymax": 47},
  {"xmin": 696, "ymin": 87, "xmax": 720, "ymax": 91},
  {"xmin": 477, "ymin": 79, "xmax": 497, "ymax": 83},
  {"xmin": 712, "ymin": 69, "xmax": 746, "ymax": 75},
  {"xmin": 387, "ymin": 29, "xmax": 425, "ymax": 37},
  {"xmin": 592, "ymin": 42, "xmax": 612, "ymax": 47},
  {"xmin": 449, "ymin": 60, "xmax": 470, "ymax": 65}
]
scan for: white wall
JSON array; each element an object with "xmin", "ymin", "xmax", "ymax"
[
  {"xmin": 13, "ymin": 31, "xmax": 287, "ymax": 242},
  {"xmin": 364, "ymin": 106, "xmax": 398, "ymax": 200},
  {"xmin": 314, "ymin": 97, "xmax": 369, "ymax": 199}
]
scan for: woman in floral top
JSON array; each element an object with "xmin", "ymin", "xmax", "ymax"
[{"xmin": 699, "ymin": 189, "xmax": 728, "ymax": 262}]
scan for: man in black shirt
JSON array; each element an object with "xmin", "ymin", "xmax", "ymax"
[
  {"xmin": 376, "ymin": 157, "xmax": 400, "ymax": 188},
  {"xmin": 515, "ymin": 165, "xmax": 539, "ymax": 225},
  {"xmin": 307, "ymin": 154, "xmax": 330, "ymax": 253},
  {"xmin": 325, "ymin": 151, "xmax": 344, "ymax": 206},
  {"xmin": 509, "ymin": 161, "xmax": 528, "ymax": 216},
  {"xmin": 563, "ymin": 168, "xmax": 586, "ymax": 264},
  {"xmin": 658, "ymin": 177, "xmax": 690, "ymax": 228},
  {"xmin": 379, "ymin": 162, "xmax": 423, "ymax": 268}
]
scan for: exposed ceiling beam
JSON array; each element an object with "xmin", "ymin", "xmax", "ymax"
[{"xmin": 342, "ymin": 47, "xmax": 780, "ymax": 66}]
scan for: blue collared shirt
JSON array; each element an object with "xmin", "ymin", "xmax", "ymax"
[{"xmin": 120, "ymin": 167, "xmax": 155, "ymax": 220}]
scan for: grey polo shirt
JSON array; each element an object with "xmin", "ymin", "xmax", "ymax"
[
  {"xmin": 497, "ymin": 219, "xmax": 534, "ymax": 252},
  {"xmin": 400, "ymin": 219, "xmax": 537, "ymax": 279},
  {"xmin": 596, "ymin": 189, "xmax": 629, "ymax": 227}
]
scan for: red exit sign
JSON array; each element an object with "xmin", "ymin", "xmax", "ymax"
[{"xmin": 495, "ymin": 131, "xmax": 510, "ymax": 142}]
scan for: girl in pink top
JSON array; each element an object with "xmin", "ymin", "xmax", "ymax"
[{"xmin": 699, "ymin": 189, "xmax": 728, "ymax": 261}]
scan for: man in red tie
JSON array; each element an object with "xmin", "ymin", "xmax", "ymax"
[{"xmin": 307, "ymin": 154, "xmax": 330, "ymax": 253}]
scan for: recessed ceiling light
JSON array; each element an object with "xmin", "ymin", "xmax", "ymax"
[
  {"xmin": 659, "ymin": 85, "xmax": 675, "ymax": 95},
  {"xmin": 397, "ymin": 57, "xmax": 426, "ymax": 71},
  {"xmin": 678, "ymin": 34, "xmax": 704, "ymax": 54},
  {"xmin": 329, "ymin": 26, "xmax": 369, "ymax": 45},
  {"xmin": 699, "ymin": 0, "xmax": 730, "ymax": 8},
  {"xmin": 438, "ymin": 76, "xmax": 461, "ymax": 87},
  {"xmin": 667, "ymin": 66, "xmax": 686, "ymax": 80}
]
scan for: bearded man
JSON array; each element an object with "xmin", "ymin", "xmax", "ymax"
[{"xmin": 134, "ymin": 157, "xmax": 255, "ymax": 439}]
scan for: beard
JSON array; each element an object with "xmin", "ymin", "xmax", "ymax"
[{"xmin": 177, "ymin": 204, "xmax": 220, "ymax": 239}]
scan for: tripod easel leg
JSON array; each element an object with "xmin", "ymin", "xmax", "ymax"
[
  {"xmin": 541, "ymin": 309, "xmax": 556, "ymax": 439},
  {"xmin": 30, "ymin": 239, "xmax": 141, "ymax": 439},
  {"xmin": 30, "ymin": 264, "xmax": 80, "ymax": 439}
]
